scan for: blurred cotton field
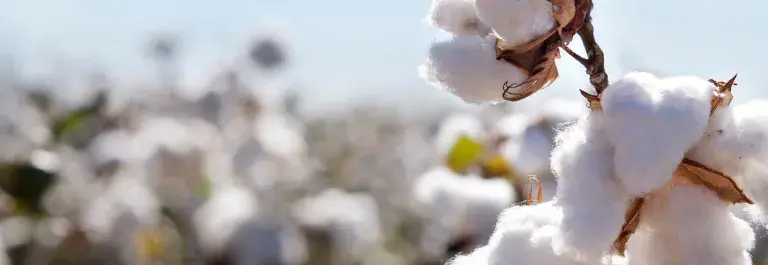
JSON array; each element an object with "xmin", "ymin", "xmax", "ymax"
[
  {"xmin": 3, "ymin": 11, "xmax": 768, "ymax": 265},
  {"xmin": 0, "ymin": 22, "xmax": 566, "ymax": 265}
]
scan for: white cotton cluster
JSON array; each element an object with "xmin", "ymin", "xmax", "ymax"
[
  {"xmin": 601, "ymin": 72, "xmax": 713, "ymax": 196},
  {"xmin": 551, "ymin": 114, "xmax": 629, "ymax": 261},
  {"xmin": 413, "ymin": 166, "xmax": 514, "ymax": 260},
  {"xmin": 434, "ymin": 112, "xmax": 486, "ymax": 158},
  {"xmin": 450, "ymin": 201, "xmax": 593, "ymax": 265},
  {"xmin": 688, "ymin": 100, "xmax": 768, "ymax": 223},
  {"xmin": 420, "ymin": 35, "xmax": 529, "ymax": 104},
  {"xmin": 626, "ymin": 185, "xmax": 754, "ymax": 265},
  {"xmin": 426, "ymin": 0, "xmax": 491, "ymax": 37},
  {"xmin": 80, "ymin": 166, "xmax": 160, "ymax": 245},
  {"xmin": 192, "ymin": 184, "xmax": 259, "ymax": 257},
  {"xmin": 454, "ymin": 71, "xmax": 761, "ymax": 265},
  {"xmin": 420, "ymin": 0, "xmax": 561, "ymax": 104},
  {"xmin": 292, "ymin": 188, "xmax": 382, "ymax": 260},
  {"xmin": 474, "ymin": 0, "xmax": 556, "ymax": 46}
]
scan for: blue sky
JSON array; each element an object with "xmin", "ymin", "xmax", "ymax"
[{"xmin": 1, "ymin": 0, "xmax": 766, "ymax": 112}]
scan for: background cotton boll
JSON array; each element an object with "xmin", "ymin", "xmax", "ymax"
[
  {"xmin": 473, "ymin": 0, "xmax": 555, "ymax": 46},
  {"xmin": 552, "ymin": 114, "xmax": 628, "ymax": 261},
  {"xmin": 419, "ymin": 35, "xmax": 528, "ymax": 104},
  {"xmin": 426, "ymin": 0, "xmax": 491, "ymax": 36},
  {"xmin": 601, "ymin": 72, "xmax": 713, "ymax": 196},
  {"xmin": 192, "ymin": 185, "xmax": 258, "ymax": 257},
  {"xmin": 292, "ymin": 188, "xmax": 382, "ymax": 260},
  {"xmin": 509, "ymin": 124, "xmax": 553, "ymax": 176},
  {"xmin": 458, "ymin": 176, "xmax": 514, "ymax": 246}
]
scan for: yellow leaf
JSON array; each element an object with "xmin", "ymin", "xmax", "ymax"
[{"xmin": 444, "ymin": 135, "xmax": 484, "ymax": 174}]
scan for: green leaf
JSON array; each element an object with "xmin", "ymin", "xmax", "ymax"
[{"xmin": 444, "ymin": 135, "xmax": 484, "ymax": 174}]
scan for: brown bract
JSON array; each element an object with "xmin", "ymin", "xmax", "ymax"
[
  {"xmin": 495, "ymin": 0, "xmax": 593, "ymax": 101},
  {"xmin": 611, "ymin": 74, "xmax": 752, "ymax": 256}
]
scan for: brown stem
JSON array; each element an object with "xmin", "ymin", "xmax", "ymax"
[{"xmin": 576, "ymin": 17, "xmax": 609, "ymax": 95}]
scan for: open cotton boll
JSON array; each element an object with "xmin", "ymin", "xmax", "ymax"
[
  {"xmin": 552, "ymin": 114, "xmax": 629, "ymax": 261},
  {"xmin": 426, "ymin": 0, "xmax": 491, "ymax": 36},
  {"xmin": 474, "ymin": 0, "xmax": 555, "ymax": 46},
  {"xmin": 434, "ymin": 113, "xmax": 486, "ymax": 158},
  {"xmin": 292, "ymin": 188, "xmax": 382, "ymax": 260},
  {"xmin": 482, "ymin": 201, "xmax": 593, "ymax": 265},
  {"xmin": 448, "ymin": 245, "xmax": 492, "ymax": 265},
  {"xmin": 458, "ymin": 176, "xmax": 515, "ymax": 246},
  {"xmin": 192, "ymin": 184, "xmax": 259, "ymax": 257},
  {"xmin": 420, "ymin": 34, "xmax": 528, "ymax": 104},
  {"xmin": 412, "ymin": 166, "xmax": 469, "ymax": 258},
  {"xmin": 626, "ymin": 185, "xmax": 754, "ymax": 265},
  {"xmin": 687, "ymin": 100, "xmax": 768, "ymax": 222},
  {"xmin": 601, "ymin": 72, "xmax": 713, "ymax": 196}
]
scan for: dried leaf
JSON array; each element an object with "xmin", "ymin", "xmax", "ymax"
[
  {"xmin": 677, "ymin": 158, "xmax": 753, "ymax": 204},
  {"xmin": 549, "ymin": 0, "xmax": 577, "ymax": 33},
  {"xmin": 613, "ymin": 198, "xmax": 644, "ymax": 256},
  {"xmin": 498, "ymin": 41, "xmax": 561, "ymax": 102},
  {"xmin": 708, "ymin": 74, "xmax": 737, "ymax": 116}
]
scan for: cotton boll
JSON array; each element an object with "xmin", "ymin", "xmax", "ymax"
[
  {"xmin": 484, "ymin": 201, "xmax": 589, "ymax": 265},
  {"xmin": 688, "ymin": 100, "xmax": 768, "ymax": 223},
  {"xmin": 193, "ymin": 185, "xmax": 259, "ymax": 257},
  {"xmin": 627, "ymin": 185, "xmax": 754, "ymax": 265},
  {"xmin": 420, "ymin": 34, "xmax": 528, "ymax": 104},
  {"xmin": 459, "ymin": 176, "xmax": 514, "ymax": 246},
  {"xmin": 552, "ymin": 114, "xmax": 629, "ymax": 261},
  {"xmin": 474, "ymin": 0, "xmax": 555, "ymax": 46},
  {"xmin": 413, "ymin": 167, "xmax": 470, "ymax": 258},
  {"xmin": 601, "ymin": 72, "xmax": 713, "ymax": 196},
  {"xmin": 426, "ymin": 0, "xmax": 491, "ymax": 36}
]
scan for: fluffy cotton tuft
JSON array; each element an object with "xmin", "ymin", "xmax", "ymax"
[
  {"xmin": 552, "ymin": 113, "xmax": 629, "ymax": 261},
  {"xmin": 687, "ymin": 100, "xmax": 768, "ymax": 223},
  {"xmin": 420, "ymin": 35, "xmax": 528, "ymax": 104},
  {"xmin": 474, "ymin": 0, "xmax": 555, "ymax": 46},
  {"xmin": 426, "ymin": 0, "xmax": 491, "ymax": 36},
  {"xmin": 626, "ymin": 185, "xmax": 754, "ymax": 265},
  {"xmin": 601, "ymin": 72, "xmax": 713, "ymax": 196},
  {"xmin": 484, "ymin": 201, "xmax": 589, "ymax": 265}
]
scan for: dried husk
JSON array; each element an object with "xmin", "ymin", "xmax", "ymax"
[
  {"xmin": 494, "ymin": 0, "xmax": 593, "ymax": 101},
  {"xmin": 611, "ymin": 74, "xmax": 751, "ymax": 256}
]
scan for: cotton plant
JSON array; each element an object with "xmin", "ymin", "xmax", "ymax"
[
  {"xmin": 292, "ymin": 188, "xmax": 383, "ymax": 265},
  {"xmin": 419, "ymin": 0, "xmax": 767, "ymax": 264}
]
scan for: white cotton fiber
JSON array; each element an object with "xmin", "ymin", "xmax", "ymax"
[
  {"xmin": 552, "ymin": 114, "xmax": 629, "ymax": 261},
  {"xmin": 474, "ymin": 0, "xmax": 555, "ymax": 47},
  {"xmin": 420, "ymin": 34, "xmax": 529, "ymax": 104},
  {"xmin": 601, "ymin": 72, "xmax": 713, "ymax": 196},
  {"xmin": 687, "ymin": 100, "xmax": 768, "ymax": 223},
  {"xmin": 626, "ymin": 185, "xmax": 754, "ymax": 265},
  {"xmin": 483, "ymin": 201, "xmax": 590, "ymax": 265},
  {"xmin": 426, "ymin": 0, "xmax": 491, "ymax": 36}
]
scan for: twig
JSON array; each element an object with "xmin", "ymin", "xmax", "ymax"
[{"xmin": 576, "ymin": 17, "xmax": 609, "ymax": 95}]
